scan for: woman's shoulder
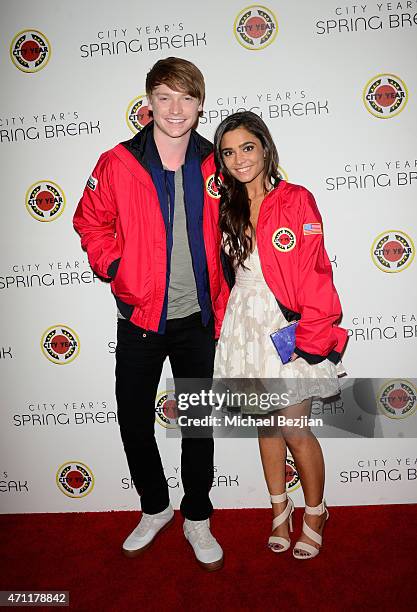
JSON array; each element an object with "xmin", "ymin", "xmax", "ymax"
[
  {"xmin": 277, "ymin": 180, "xmax": 313, "ymax": 199},
  {"xmin": 267, "ymin": 182, "xmax": 320, "ymax": 224},
  {"xmin": 268, "ymin": 180, "xmax": 314, "ymax": 210}
]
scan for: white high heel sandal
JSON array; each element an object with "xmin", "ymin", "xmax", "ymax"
[
  {"xmin": 293, "ymin": 499, "xmax": 329, "ymax": 559},
  {"xmin": 268, "ymin": 492, "xmax": 294, "ymax": 553}
]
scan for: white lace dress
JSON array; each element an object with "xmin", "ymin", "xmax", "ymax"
[{"xmin": 213, "ymin": 246, "xmax": 342, "ymax": 413}]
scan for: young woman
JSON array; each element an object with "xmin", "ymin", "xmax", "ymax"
[{"xmin": 212, "ymin": 112, "xmax": 347, "ymax": 559}]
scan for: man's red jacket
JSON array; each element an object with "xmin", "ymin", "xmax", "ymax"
[{"xmin": 73, "ymin": 142, "xmax": 228, "ymax": 337}]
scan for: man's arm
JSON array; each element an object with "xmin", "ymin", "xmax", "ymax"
[{"xmin": 73, "ymin": 153, "xmax": 122, "ymax": 280}]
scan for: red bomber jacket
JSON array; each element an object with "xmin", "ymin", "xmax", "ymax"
[
  {"xmin": 202, "ymin": 154, "xmax": 348, "ymax": 364},
  {"xmin": 73, "ymin": 134, "xmax": 229, "ymax": 338}
]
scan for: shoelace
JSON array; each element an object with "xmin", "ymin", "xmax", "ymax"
[{"xmin": 189, "ymin": 521, "xmax": 216, "ymax": 549}]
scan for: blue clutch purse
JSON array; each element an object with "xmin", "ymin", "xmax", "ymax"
[{"xmin": 270, "ymin": 321, "xmax": 299, "ymax": 364}]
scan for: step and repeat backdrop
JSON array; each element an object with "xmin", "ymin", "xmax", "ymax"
[{"xmin": 1, "ymin": 1, "xmax": 416, "ymax": 513}]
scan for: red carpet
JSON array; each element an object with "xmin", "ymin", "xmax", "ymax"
[{"xmin": 0, "ymin": 506, "xmax": 415, "ymax": 611}]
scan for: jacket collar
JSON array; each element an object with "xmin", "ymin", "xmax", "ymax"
[{"xmin": 121, "ymin": 121, "xmax": 212, "ymax": 172}]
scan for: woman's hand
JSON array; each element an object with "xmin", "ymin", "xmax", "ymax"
[{"xmin": 289, "ymin": 353, "xmax": 299, "ymax": 362}]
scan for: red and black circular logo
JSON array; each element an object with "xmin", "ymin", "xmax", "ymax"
[
  {"xmin": 234, "ymin": 5, "xmax": 278, "ymax": 50},
  {"xmin": 10, "ymin": 30, "xmax": 51, "ymax": 73},
  {"xmin": 272, "ymin": 227, "xmax": 296, "ymax": 252},
  {"xmin": 205, "ymin": 174, "xmax": 221, "ymax": 199},
  {"xmin": 126, "ymin": 95, "xmax": 152, "ymax": 133},
  {"xmin": 41, "ymin": 325, "xmax": 80, "ymax": 365},
  {"xmin": 377, "ymin": 380, "xmax": 417, "ymax": 420},
  {"xmin": 56, "ymin": 461, "xmax": 94, "ymax": 498},
  {"xmin": 285, "ymin": 455, "xmax": 301, "ymax": 492},
  {"xmin": 25, "ymin": 181, "xmax": 66, "ymax": 222},
  {"xmin": 363, "ymin": 74, "xmax": 408, "ymax": 119},
  {"xmin": 155, "ymin": 390, "xmax": 178, "ymax": 428},
  {"xmin": 371, "ymin": 230, "xmax": 414, "ymax": 273}
]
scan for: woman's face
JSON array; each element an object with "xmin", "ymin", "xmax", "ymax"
[{"xmin": 220, "ymin": 127, "xmax": 266, "ymax": 187}]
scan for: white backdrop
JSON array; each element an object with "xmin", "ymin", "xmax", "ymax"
[{"xmin": 1, "ymin": 1, "xmax": 416, "ymax": 513}]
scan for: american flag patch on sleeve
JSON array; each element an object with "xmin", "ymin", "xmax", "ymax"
[{"xmin": 303, "ymin": 222, "xmax": 322, "ymax": 235}]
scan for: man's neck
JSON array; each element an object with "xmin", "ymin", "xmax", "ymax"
[{"xmin": 153, "ymin": 125, "xmax": 192, "ymax": 171}]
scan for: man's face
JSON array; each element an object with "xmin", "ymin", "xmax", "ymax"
[{"xmin": 148, "ymin": 84, "xmax": 203, "ymax": 140}]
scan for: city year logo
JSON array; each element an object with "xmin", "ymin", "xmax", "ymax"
[
  {"xmin": 234, "ymin": 5, "xmax": 278, "ymax": 50},
  {"xmin": 377, "ymin": 380, "xmax": 417, "ymax": 420},
  {"xmin": 10, "ymin": 30, "xmax": 51, "ymax": 73},
  {"xmin": 56, "ymin": 461, "xmax": 94, "ymax": 498},
  {"xmin": 25, "ymin": 181, "xmax": 66, "ymax": 222},
  {"xmin": 126, "ymin": 95, "xmax": 152, "ymax": 133},
  {"xmin": 286, "ymin": 455, "xmax": 301, "ymax": 493},
  {"xmin": 205, "ymin": 174, "xmax": 221, "ymax": 199},
  {"xmin": 371, "ymin": 230, "xmax": 414, "ymax": 273},
  {"xmin": 363, "ymin": 74, "xmax": 408, "ymax": 119},
  {"xmin": 272, "ymin": 227, "xmax": 296, "ymax": 252},
  {"xmin": 155, "ymin": 390, "xmax": 178, "ymax": 428},
  {"xmin": 41, "ymin": 325, "xmax": 80, "ymax": 364}
]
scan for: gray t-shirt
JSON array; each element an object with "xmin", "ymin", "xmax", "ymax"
[
  {"xmin": 117, "ymin": 167, "xmax": 200, "ymax": 321},
  {"xmin": 167, "ymin": 167, "xmax": 200, "ymax": 319}
]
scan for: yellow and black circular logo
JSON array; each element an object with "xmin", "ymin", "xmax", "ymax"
[
  {"xmin": 56, "ymin": 461, "xmax": 94, "ymax": 498},
  {"xmin": 377, "ymin": 380, "xmax": 417, "ymax": 420},
  {"xmin": 286, "ymin": 455, "xmax": 301, "ymax": 493},
  {"xmin": 10, "ymin": 30, "xmax": 51, "ymax": 73},
  {"xmin": 41, "ymin": 325, "xmax": 80, "ymax": 365},
  {"xmin": 363, "ymin": 74, "xmax": 408, "ymax": 119},
  {"xmin": 272, "ymin": 227, "xmax": 296, "ymax": 252},
  {"xmin": 371, "ymin": 230, "xmax": 414, "ymax": 273},
  {"xmin": 234, "ymin": 5, "xmax": 278, "ymax": 50},
  {"xmin": 155, "ymin": 390, "xmax": 178, "ymax": 428},
  {"xmin": 205, "ymin": 174, "xmax": 221, "ymax": 199},
  {"xmin": 25, "ymin": 181, "xmax": 66, "ymax": 222},
  {"xmin": 126, "ymin": 95, "xmax": 152, "ymax": 133}
]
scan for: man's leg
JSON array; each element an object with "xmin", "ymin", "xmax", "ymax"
[
  {"xmin": 115, "ymin": 318, "xmax": 169, "ymax": 514},
  {"xmin": 166, "ymin": 313, "xmax": 222, "ymax": 570},
  {"xmin": 166, "ymin": 313, "xmax": 215, "ymax": 520}
]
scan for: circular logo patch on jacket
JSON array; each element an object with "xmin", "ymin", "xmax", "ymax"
[
  {"xmin": 205, "ymin": 174, "xmax": 221, "ymax": 199},
  {"xmin": 272, "ymin": 227, "xmax": 296, "ymax": 252}
]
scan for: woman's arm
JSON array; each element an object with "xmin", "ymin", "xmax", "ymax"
[{"xmin": 293, "ymin": 189, "xmax": 347, "ymax": 363}]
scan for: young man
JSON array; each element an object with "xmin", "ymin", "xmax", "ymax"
[{"xmin": 73, "ymin": 57, "xmax": 229, "ymax": 571}]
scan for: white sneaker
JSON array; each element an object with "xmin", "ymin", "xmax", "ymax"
[
  {"xmin": 122, "ymin": 505, "xmax": 174, "ymax": 557},
  {"xmin": 183, "ymin": 518, "xmax": 224, "ymax": 571}
]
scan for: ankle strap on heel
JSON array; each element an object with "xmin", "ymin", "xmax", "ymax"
[
  {"xmin": 270, "ymin": 492, "xmax": 287, "ymax": 504},
  {"xmin": 305, "ymin": 500, "xmax": 326, "ymax": 515}
]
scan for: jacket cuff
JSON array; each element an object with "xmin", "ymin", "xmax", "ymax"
[
  {"xmin": 293, "ymin": 347, "xmax": 342, "ymax": 365},
  {"xmin": 107, "ymin": 258, "xmax": 121, "ymax": 279},
  {"xmin": 293, "ymin": 347, "xmax": 326, "ymax": 365}
]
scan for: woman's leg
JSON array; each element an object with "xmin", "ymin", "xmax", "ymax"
[
  {"xmin": 257, "ymin": 425, "xmax": 289, "ymax": 549},
  {"xmin": 279, "ymin": 399, "xmax": 328, "ymax": 556}
]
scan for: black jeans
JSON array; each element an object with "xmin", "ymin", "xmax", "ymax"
[{"xmin": 115, "ymin": 312, "xmax": 215, "ymax": 520}]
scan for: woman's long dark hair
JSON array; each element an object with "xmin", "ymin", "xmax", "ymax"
[{"xmin": 213, "ymin": 111, "xmax": 279, "ymax": 268}]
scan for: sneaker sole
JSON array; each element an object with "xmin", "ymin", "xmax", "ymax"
[
  {"xmin": 184, "ymin": 535, "xmax": 224, "ymax": 571},
  {"xmin": 197, "ymin": 555, "xmax": 224, "ymax": 572},
  {"xmin": 122, "ymin": 515, "xmax": 175, "ymax": 558}
]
